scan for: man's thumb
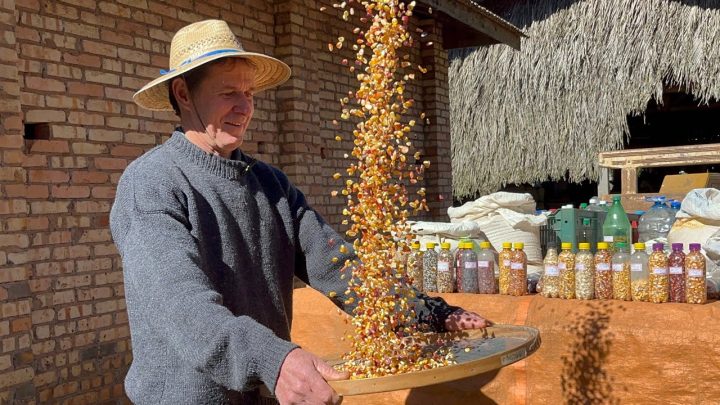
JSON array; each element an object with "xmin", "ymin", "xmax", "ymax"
[{"xmin": 315, "ymin": 360, "xmax": 350, "ymax": 381}]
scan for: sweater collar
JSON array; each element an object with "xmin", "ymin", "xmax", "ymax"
[{"xmin": 165, "ymin": 129, "xmax": 256, "ymax": 180}]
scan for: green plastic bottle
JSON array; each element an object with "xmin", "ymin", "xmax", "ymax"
[{"xmin": 602, "ymin": 196, "xmax": 631, "ymax": 250}]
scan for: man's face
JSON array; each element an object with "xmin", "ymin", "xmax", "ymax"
[{"xmin": 188, "ymin": 60, "xmax": 255, "ymax": 156}]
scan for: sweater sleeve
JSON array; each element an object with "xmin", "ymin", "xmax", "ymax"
[
  {"xmin": 111, "ymin": 170, "xmax": 297, "ymax": 394},
  {"xmin": 283, "ymin": 175, "xmax": 459, "ymax": 331}
]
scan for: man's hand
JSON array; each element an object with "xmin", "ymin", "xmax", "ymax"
[
  {"xmin": 275, "ymin": 348, "xmax": 349, "ymax": 405},
  {"xmin": 444, "ymin": 308, "xmax": 494, "ymax": 331}
]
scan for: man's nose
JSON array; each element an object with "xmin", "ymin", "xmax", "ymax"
[{"xmin": 233, "ymin": 95, "xmax": 252, "ymax": 114}]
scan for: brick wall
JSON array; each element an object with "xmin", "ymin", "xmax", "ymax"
[{"xmin": 0, "ymin": 0, "xmax": 453, "ymax": 402}]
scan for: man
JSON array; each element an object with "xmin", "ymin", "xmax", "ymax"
[{"xmin": 110, "ymin": 19, "xmax": 492, "ymax": 405}]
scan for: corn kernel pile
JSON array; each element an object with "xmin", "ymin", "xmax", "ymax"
[{"xmin": 326, "ymin": 0, "xmax": 452, "ymax": 378}]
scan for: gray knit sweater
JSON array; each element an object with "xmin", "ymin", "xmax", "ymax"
[{"xmin": 110, "ymin": 131, "xmax": 458, "ymax": 404}]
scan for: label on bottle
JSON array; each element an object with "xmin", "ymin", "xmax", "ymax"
[
  {"xmin": 575, "ymin": 263, "xmax": 586, "ymax": 271},
  {"xmin": 438, "ymin": 262, "xmax": 450, "ymax": 273},
  {"xmin": 478, "ymin": 261, "xmax": 490, "ymax": 269},
  {"xmin": 652, "ymin": 267, "xmax": 668, "ymax": 275},
  {"xmin": 597, "ymin": 263, "xmax": 611, "ymax": 272},
  {"xmin": 544, "ymin": 265, "xmax": 559, "ymax": 276},
  {"xmin": 669, "ymin": 266, "xmax": 683, "ymax": 275},
  {"xmin": 631, "ymin": 263, "xmax": 643, "ymax": 272},
  {"xmin": 558, "ymin": 262, "xmax": 567, "ymax": 270},
  {"xmin": 688, "ymin": 269, "xmax": 704, "ymax": 278},
  {"xmin": 465, "ymin": 261, "xmax": 477, "ymax": 269},
  {"xmin": 603, "ymin": 236, "xmax": 614, "ymax": 242},
  {"xmin": 612, "ymin": 264, "xmax": 624, "ymax": 272},
  {"xmin": 510, "ymin": 262, "xmax": 524, "ymax": 270},
  {"xmin": 503, "ymin": 260, "xmax": 511, "ymax": 267}
]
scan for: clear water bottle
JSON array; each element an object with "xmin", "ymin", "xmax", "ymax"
[{"xmin": 638, "ymin": 196, "xmax": 675, "ymax": 242}]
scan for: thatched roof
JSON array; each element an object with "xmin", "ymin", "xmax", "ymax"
[{"xmin": 449, "ymin": 0, "xmax": 720, "ymax": 197}]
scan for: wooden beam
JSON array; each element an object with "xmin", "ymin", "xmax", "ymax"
[
  {"xmin": 621, "ymin": 167, "xmax": 638, "ymax": 194},
  {"xmin": 421, "ymin": 0, "xmax": 525, "ymax": 50},
  {"xmin": 598, "ymin": 143, "xmax": 720, "ymax": 169}
]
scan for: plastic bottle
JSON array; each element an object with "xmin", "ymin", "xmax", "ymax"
[
  {"xmin": 422, "ymin": 242, "xmax": 438, "ymax": 293},
  {"xmin": 508, "ymin": 243, "xmax": 527, "ymax": 296},
  {"xmin": 498, "ymin": 242, "xmax": 513, "ymax": 295},
  {"xmin": 477, "ymin": 241, "xmax": 496, "ymax": 294},
  {"xmin": 594, "ymin": 242, "xmax": 613, "ymax": 299},
  {"xmin": 668, "ymin": 243, "xmax": 685, "ymax": 303},
  {"xmin": 612, "ymin": 242, "xmax": 631, "ymax": 301},
  {"xmin": 436, "ymin": 242, "xmax": 454, "ymax": 293},
  {"xmin": 575, "ymin": 243, "xmax": 594, "ymax": 300},
  {"xmin": 407, "ymin": 242, "xmax": 424, "ymax": 291},
  {"xmin": 558, "ymin": 242, "xmax": 576, "ymax": 299},
  {"xmin": 602, "ymin": 196, "xmax": 632, "ymax": 249},
  {"xmin": 638, "ymin": 196, "xmax": 675, "ymax": 242},
  {"xmin": 541, "ymin": 245, "xmax": 560, "ymax": 298},
  {"xmin": 685, "ymin": 243, "xmax": 707, "ymax": 304},
  {"xmin": 457, "ymin": 242, "xmax": 479, "ymax": 293},
  {"xmin": 630, "ymin": 242, "xmax": 650, "ymax": 302},
  {"xmin": 648, "ymin": 243, "xmax": 669, "ymax": 303}
]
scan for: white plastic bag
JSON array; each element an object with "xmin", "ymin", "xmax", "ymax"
[
  {"xmin": 668, "ymin": 188, "xmax": 720, "ymax": 271},
  {"xmin": 409, "ymin": 221, "xmax": 488, "ymax": 253}
]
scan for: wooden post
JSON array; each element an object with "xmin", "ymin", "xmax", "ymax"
[
  {"xmin": 621, "ymin": 167, "xmax": 638, "ymax": 194},
  {"xmin": 598, "ymin": 167, "xmax": 610, "ymax": 196}
]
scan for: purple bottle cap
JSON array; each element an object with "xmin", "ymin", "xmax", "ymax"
[
  {"xmin": 652, "ymin": 243, "xmax": 664, "ymax": 251},
  {"xmin": 689, "ymin": 243, "xmax": 701, "ymax": 251},
  {"xmin": 671, "ymin": 243, "xmax": 683, "ymax": 251}
]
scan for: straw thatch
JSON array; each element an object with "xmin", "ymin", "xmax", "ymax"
[{"xmin": 449, "ymin": 0, "xmax": 720, "ymax": 197}]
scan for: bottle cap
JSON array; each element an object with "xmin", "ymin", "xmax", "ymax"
[
  {"xmin": 689, "ymin": 243, "xmax": 701, "ymax": 251},
  {"xmin": 513, "ymin": 242, "xmax": 524, "ymax": 249},
  {"xmin": 579, "ymin": 203, "xmax": 588, "ymax": 209},
  {"xmin": 634, "ymin": 242, "xmax": 646, "ymax": 250},
  {"xmin": 579, "ymin": 242, "xmax": 590, "ymax": 250},
  {"xmin": 502, "ymin": 242, "xmax": 512, "ymax": 249},
  {"xmin": 426, "ymin": 242, "xmax": 436, "ymax": 249},
  {"xmin": 440, "ymin": 242, "xmax": 451, "ymax": 250},
  {"xmin": 671, "ymin": 243, "xmax": 683, "ymax": 251},
  {"xmin": 561, "ymin": 242, "xmax": 572, "ymax": 250},
  {"xmin": 480, "ymin": 241, "xmax": 491, "ymax": 249},
  {"xmin": 597, "ymin": 242, "xmax": 609, "ymax": 250},
  {"xmin": 652, "ymin": 243, "xmax": 664, "ymax": 251},
  {"xmin": 411, "ymin": 241, "xmax": 420, "ymax": 249}
]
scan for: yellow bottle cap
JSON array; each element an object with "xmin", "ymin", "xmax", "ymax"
[
  {"xmin": 480, "ymin": 241, "xmax": 491, "ymax": 249},
  {"xmin": 634, "ymin": 242, "xmax": 646, "ymax": 250},
  {"xmin": 513, "ymin": 242, "xmax": 524, "ymax": 249},
  {"xmin": 426, "ymin": 242, "xmax": 436, "ymax": 249},
  {"xmin": 502, "ymin": 242, "xmax": 512, "ymax": 249},
  {"xmin": 597, "ymin": 242, "xmax": 609, "ymax": 250},
  {"xmin": 579, "ymin": 243, "xmax": 591, "ymax": 250},
  {"xmin": 561, "ymin": 242, "xmax": 572, "ymax": 250},
  {"xmin": 440, "ymin": 242, "xmax": 451, "ymax": 250},
  {"xmin": 411, "ymin": 242, "xmax": 420, "ymax": 249}
]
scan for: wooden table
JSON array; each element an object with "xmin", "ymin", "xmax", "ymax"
[{"xmin": 292, "ymin": 288, "xmax": 720, "ymax": 404}]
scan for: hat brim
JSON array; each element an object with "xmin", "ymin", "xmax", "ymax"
[{"xmin": 133, "ymin": 51, "xmax": 291, "ymax": 111}]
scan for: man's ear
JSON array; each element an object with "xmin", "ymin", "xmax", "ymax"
[{"xmin": 171, "ymin": 77, "xmax": 192, "ymax": 113}]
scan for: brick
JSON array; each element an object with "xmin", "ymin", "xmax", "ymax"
[
  {"xmin": 88, "ymin": 128, "xmax": 123, "ymax": 142},
  {"xmin": 63, "ymin": 21, "xmax": 99, "ymax": 38},
  {"xmin": 67, "ymin": 81, "xmax": 104, "ymax": 97},
  {"xmin": 11, "ymin": 317, "xmax": 31, "ymax": 332},
  {"xmin": 45, "ymin": 95, "xmax": 84, "ymax": 109},
  {"xmin": 91, "ymin": 187, "xmax": 115, "ymax": 199},
  {"xmin": 29, "ymin": 169, "xmax": 70, "ymax": 183},
  {"xmin": 0, "ymin": 267, "xmax": 28, "ymax": 283},
  {"xmin": 20, "ymin": 43, "xmax": 62, "ymax": 61},
  {"xmin": 25, "ymin": 76, "xmax": 66, "ymax": 92},
  {"xmin": 71, "ymin": 142, "xmax": 108, "ymax": 154},
  {"xmin": 51, "ymin": 185, "xmax": 91, "ymax": 198},
  {"xmin": 68, "ymin": 111, "xmax": 104, "ymax": 126},
  {"xmin": 53, "ymin": 245, "xmax": 91, "ymax": 260},
  {"xmin": 54, "ymin": 275, "xmax": 92, "ymax": 290},
  {"xmin": 78, "ymin": 229, "xmax": 111, "ymax": 243},
  {"xmin": 86, "ymin": 99, "xmax": 121, "ymax": 113},
  {"xmin": 50, "ymin": 156, "xmax": 89, "ymax": 169},
  {"xmin": 0, "ymin": 134, "xmax": 24, "ymax": 148},
  {"xmin": 124, "ymin": 132, "xmax": 157, "ymax": 144},
  {"xmin": 85, "ymin": 70, "xmax": 120, "ymax": 85},
  {"xmin": 36, "ymin": 260, "xmax": 74, "ymax": 277},
  {"xmin": 63, "ymin": 51, "xmax": 102, "ymax": 68},
  {"xmin": 28, "ymin": 139, "xmax": 70, "ymax": 154},
  {"xmin": 77, "ymin": 258, "xmax": 113, "ymax": 273},
  {"xmin": 52, "ymin": 381, "xmax": 79, "ymax": 398},
  {"xmin": 2, "ymin": 184, "xmax": 49, "ymax": 199},
  {"xmin": 72, "ymin": 171, "xmax": 109, "ymax": 184},
  {"xmin": 106, "ymin": 116, "xmax": 138, "ymax": 130},
  {"xmin": 81, "ymin": 40, "xmax": 118, "ymax": 57},
  {"xmin": 0, "ymin": 367, "xmax": 33, "ymax": 389},
  {"xmin": 0, "ymin": 166, "xmax": 26, "ymax": 182},
  {"xmin": 7, "ymin": 247, "xmax": 51, "ymax": 265},
  {"xmin": 94, "ymin": 157, "xmax": 127, "ymax": 170},
  {"xmin": 93, "ymin": 244, "xmax": 118, "ymax": 257},
  {"xmin": 51, "ymin": 125, "xmax": 87, "ymax": 139},
  {"xmin": 32, "ymin": 309, "xmax": 56, "ymax": 324},
  {"xmin": 110, "ymin": 145, "xmax": 144, "ymax": 157},
  {"xmin": 104, "ymin": 86, "xmax": 134, "ymax": 101},
  {"xmin": 0, "ymin": 199, "xmax": 29, "ymax": 215},
  {"xmin": 0, "ymin": 234, "xmax": 30, "ymax": 248},
  {"xmin": 0, "ymin": 217, "xmax": 49, "ymax": 232},
  {"xmin": 30, "ymin": 201, "xmax": 71, "ymax": 214},
  {"xmin": 99, "ymin": 29, "xmax": 134, "ymax": 46},
  {"xmin": 95, "ymin": 300, "xmax": 118, "ymax": 314}
]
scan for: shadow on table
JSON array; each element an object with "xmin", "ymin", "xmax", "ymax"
[
  {"xmin": 560, "ymin": 301, "xmax": 622, "ymax": 405},
  {"xmin": 404, "ymin": 369, "xmax": 500, "ymax": 405}
]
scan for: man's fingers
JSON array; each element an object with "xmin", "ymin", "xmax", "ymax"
[{"xmin": 315, "ymin": 359, "xmax": 350, "ymax": 381}]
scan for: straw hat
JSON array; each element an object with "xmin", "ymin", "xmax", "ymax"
[{"xmin": 133, "ymin": 19, "xmax": 291, "ymax": 111}]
